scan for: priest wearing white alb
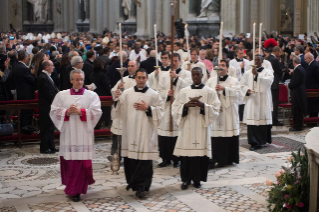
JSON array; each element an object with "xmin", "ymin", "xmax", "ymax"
[
  {"xmin": 108, "ymin": 60, "xmax": 139, "ymax": 162},
  {"xmin": 148, "ymin": 51, "xmax": 171, "ymax": 91},
  {"xmin": 129, "ymin": 44, "xmax": 146, "ymax": 64},
  {"xmin": 181, "ymin": 49, "xmax": 208, "ymax": 83},
  {"xmin": 157, "ymin": 53, "xmax": 192, "ymax": 168},
  {"xmin": 240, "ymin": 55, "xmax": 274, "ymax": 151},
  {"xmin": 173, "ymin": 67, "xmax": 220, "ymax": 190},
  {"xmin": 50, "ymin": 69, "xmax": 102, "ymax": 202},
  {"xmin": 206, "ymin": 60, "xmax": 242, "ymax": 167},
  {"xmin": 112, "ymin": 68, "xmax": 164, "ymax": 198},
  {"xmin": 229, "ymin": 47, "xmax": 250, "ymax": 121}
]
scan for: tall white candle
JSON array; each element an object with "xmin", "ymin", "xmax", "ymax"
[
  {"xmin": 253, "ymin": 23, "xmax": 256, "ymax": 64},
  {"xmin": 154, "ymin": 24, "xmax": 159, "ymax": 67},
  {"xmin": 259, "ymin": 23, "xmax": 262, "ymax": 55},
  {"xmin": 185, "ymin": 24, "xmax": 191, "ymax": 62},
  {"xmin": 119, "ymin": 23, "xmax": 123, "ymax": 68},
  {"xmin": 218, "ymin": 21, "xmax": 223, "ymax": 65}
]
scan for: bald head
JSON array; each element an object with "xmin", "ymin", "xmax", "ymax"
[
  {"xmin": 305, "ymin": 52, "xmax": 314, "ymax": 64},
  {"xmin": 127, "ymin": 60, "xmax": 139, "ymax": 75},
  {"xmin": 150, "ymin": 50, "xmax": 156, "ymax": 58}
]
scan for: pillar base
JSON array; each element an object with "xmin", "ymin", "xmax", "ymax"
[
  {"xmin": 119, "ymin": 22, "xmax": 137, "ymax": 36},
  {"xmin": 77, "ymin": 22, "xmax": 90, "ymax": 32},
  {"xmin": 23, "ymin": 24, "xmax": 54, "ymax": 33},
  {"xmin": 186, "ymin": 20, "xmax": 221, "ymax": 38}
]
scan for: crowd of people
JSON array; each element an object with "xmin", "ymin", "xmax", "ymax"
[{"xmin": 0, "ymin": 28, "xmax": 319, "ymax": 201}]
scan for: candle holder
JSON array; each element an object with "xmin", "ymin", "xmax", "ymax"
[{"xmin": 154, "ymin": 66, "xmax": 161, "ymax": 69}]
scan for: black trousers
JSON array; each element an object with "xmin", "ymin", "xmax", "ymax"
[
  {"xmin": 271, "ymin": 89, "xmax": 280, "ymax": 123},
  {"xmin": 247, "ymin": 125, "xmax": 272, "ymax": 146},
  {"xmin": 239, "ymin": 104, "xmax": 245, "ymax": 121},
  {"xmin": 124, "ymin": 157, "xmax": 153, "ymax": 191},
  {"xmin": 20, "ymin": 109, "xmax": 34, "ymax": 132},
  {"xmin": 39, "ymin": 113, "xmax": 56, "ymax": 151},
  {"xmin": 158, "ymin": 136, "xmax": 179, "ymax": 163},
  {"xmin": 292, "ymin": 102, "xmax": 304, "ymax": 131},
  {"xmin": 180, "ymin": 156, "xmax": 209, "ymax": 183},
  {"xmin": 111, "ymin": 134, "xmax": 122, "ymax": 160},
  {"xmin": 211, "ymin": 136, "xmax": 239, "ymax": 167}
]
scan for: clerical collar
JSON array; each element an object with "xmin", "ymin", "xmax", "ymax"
[
  {"xmin": 219, "ymin": 74, "xmax": 228, "ymax": 81},
  {"xmin": 182, "ymin": 49, "xmax": 188, "ymax": 52},
  {"xmin": 191, "ymin": 61, "xmax": 199, "ymax": 64},
  {"xmin": 134, "ymin": 86, "xmax": 149, "ymax": 93},
  {"xmin": 161, "ymin": 65, "xmax": 171, "ymax": 71},
  {"xmin": 236, "ymin": 58, "xmax": 243, "ymax": 62},
  {"xmin": 191, "ymin": 83, "xmax": 205, "ymax": 89},
  {"xmin": 70, "ymin": 87, "xmax": 85, "ymax": 95},
  {"xmin": 128, "ymin": 75, "xmax": 135, "ymax": 79},
  {"xmin": 256, "ymin": 67, "xmax": 264, "ymax": 72},
  {"xmin": 175, "ymin": 68, "xmax": 182, "ymax": 75}
]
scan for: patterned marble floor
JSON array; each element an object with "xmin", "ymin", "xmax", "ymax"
[{"xmin": 0, "ymin": 128, "xmax": 311, "ymax": 212}]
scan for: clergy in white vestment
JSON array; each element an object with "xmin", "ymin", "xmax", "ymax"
[
  {"xmin": 112, "ymin": 68, "xmax": 164, "ymax": 198},
  {"xmin": 129, "ymin": 44, "xmax": 146, "ymax": 64},
  {"xmin": 157, "ymin": 53, "xmax": 192, "ymax": 168},
  {"xmin": 173, "ymin": 67, "xmax": 220, "ymax": 190},
  {"xmin": 148, "ymin": 51, "xmax": 171, "ymax": 91},
  {"xmin": 50, "ymin": 69, "xmax": 102, "ymax": 202},
  {"xmin": 229, "ymin": 47, "xmax": 250, "ymax": 122},
  {"xmin": 206, "ymin": 60, "xmax": 242, "ymax": 168},
  {"xmin": 210, "ymin": 64, "xmax": 238, "ymax": 79},
  {"xmin": 108, "ymin": 60, "xmax": 139, "ymax": 162},
  {"xmin": 248, "ymin": 48, "xmax": 273, "ymax": 72},
  {"xmin": 240, "ymin": 55, "xmax": 274, "ymax": 151},
  {"xmin": 181, "ymin": 49, "xmax": 208, "ymax": 84}
]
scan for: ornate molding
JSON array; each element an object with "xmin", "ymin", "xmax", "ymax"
[{"xmin": 134, "ymin": 0, "xmax": 141, "ymax": 7}]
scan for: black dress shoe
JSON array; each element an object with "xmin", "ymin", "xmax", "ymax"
[
  {"xmin": 157, "ymin": 162, "xmax": 167, "ymax": 168},
  {"xmin": 193, "ymin": 181, "xmax": 201, "ymax": 188},
  {"xmin": 73, "ymin": 194, "xmax": 81, "ymax": 202},
  {"xmin": 40, "ymin": 149, "xmax": 55, "ymax": 154},
  {"xmin": 173, "ymin": 163, "xmax": 180, "ymax": 168},
  {"xmin": 273, "ymin": 122, "xmax": 284, "ymax": 126},
  {"xmin": 181, "ymin": 181, "xmax": 190, "ymax": 190},
  {"xmin": 249, "ymin": 145, "xmax": 255, "ymax": 151},
  {"xmin": 289, "ymin": 128, "xmax": 302, "ymax": 132},
  {"xmin": 50, "ymin": 147, "xmax": 59, "ymax": 153},
  {"xmin": 136, "ymin": 186, "xmax": 147, "ymax": 198}
]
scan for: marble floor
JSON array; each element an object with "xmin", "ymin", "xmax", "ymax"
[{"xmin": 0, "ymin": 127, "xmax": 311, "ymax": 212}]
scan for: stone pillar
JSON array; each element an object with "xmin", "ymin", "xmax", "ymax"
[
  {"xmin": 179, "ymin": 0, "xmax": 188, "ymax": 24},
  {"xmin": 47, "ymin": 0, "xmax": 53, "ymax": 24},
  {"xmin": 23, "ymin": 0, "xmax": 30, "ymax": 24},
  {"xmin": 135, "ymin": 0, "xmax": 152, "ymax": 39},
  {"xmin": 84, "ymin": 0, "xmax": 90, "ymax": 22},
  {"xmin": 77, "ymin": 0, "xmax": 82, "ymax": 22},
  {"xmin": 162, "ymin": 0, "xmax": 170, "ymax": 35},
  {"xmin": 221, "ymin": 0, "xmax": 240, "ymax": 35},
  {"xmin": 187, "ymin": 0, "xmax": 197, "ymax": 21},
  {"xmin": 239, "ymin": 0, "xmax": 249, "ymax": 33}
]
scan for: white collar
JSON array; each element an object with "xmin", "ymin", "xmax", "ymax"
[
  {"xmin": 294, "ymin": 64, "xmax": 301, "ymax": 70},
  {"xmin": 42, "ymin": 70, "xmax": 52, "ymax": 77}
]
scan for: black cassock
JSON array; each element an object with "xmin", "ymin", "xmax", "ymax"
[
  {"xmin": 158, "ymin": 136, "xmax": 179, "ymax": 163},
  {"xmin": 37, "ymin": 72, "xmax": 58, "ymax": 151},
  {"xmin": 124, "ymin": 158, "xmax": 153, "ymax": 191},
  {"xmin": 180, "ymin": 156, "xmax": 209, "ymax": 183},
  {"xmin": 289, "ymin": 65, "xmax": 307, "ymax": 130},
  {"xmin": 305, "ymin": 60, "xmax": 319, "ymax": 117},
  {"xmin": 211, "ymin": 136, "xmax": 239, "ymax": 167},
  {"xmin": 247, "ymin": 125, "xmax": 272, "ymax": 146}
]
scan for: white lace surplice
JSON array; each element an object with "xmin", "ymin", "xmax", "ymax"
[{"xmin": 50, "ymin": 90, "xmax": 102, "ymax": 160}]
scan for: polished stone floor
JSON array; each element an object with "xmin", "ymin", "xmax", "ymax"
[{"xmin": 0, "ymin": 126, "xmax": 310, "ymax": 212}]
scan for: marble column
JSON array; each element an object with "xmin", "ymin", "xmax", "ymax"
[
  {"xmin": 77, "ymin": 0, "xmax": 82, "ymax": 23},
  {"xmin": 179, "ymin": 0, "xmax": 188, "ymax": 24},
  {"xmin": 84, "ymin": 0, "xmax": 90, "ymax": 22},
  {"xmin": 89, "ymin": 0, "xmax": 97, "ymax": 32},
  {"xmin": 239, "ymin": 0, "xmax": 249, "ymax": 33},
  {"xmin": 221, "ymin": 0, "xmax": 240, "ymax": 35},
  {"xmin": 162, "ymin": 0, "xmax": 171, "ymax": 35},
  {"xmin": 187, "ymin": 0, "xmax": 197, "ymax": 21},
  {"xmin": 135, "ymin": 0, "xmax": 153, "ymax": 39},
  {"xmin": 47, "ymin": 0, "xmax": 53, "ymax": 24},
  {"xmin": 307, "ymin": 0, "xmax": 317, "ymax": 36},
  {"xmin": 22, "ymin": 0, "xmax": 30, "ymax": 24}
]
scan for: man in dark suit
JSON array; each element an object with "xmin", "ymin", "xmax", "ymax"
[
  {"xmin": 295, "ymin": 45, "xmax": 309, "ymax": 70},
  {"xmin": 288, "ymin": 56, "xmax": 307, "ymax": 131},
  {"xmin": 98, "ymin": 47, "xmax": 111, "ymax": 72},
  {"xmin": 13, "ymin": 51, "xmax": 36, "ymax": 133},
  {"xmin": 37, "ymin": 60, "xmax": 58, "ymax": 154},
  {"xmin": 139, "ymin": 50, "xmax": 162, "ymax": 74},
  {"xmin": 304, "ymin": 52, "xmax": 319, "ymax": 117},
  {"xmin": 82, "ymin": 50, "xmax": 95, "ymax": 85},
  {"xmin": 106, "ymin": 51, "xmax": 129, "ymax": 88},
  {"xmin": 266, "ymin": 46, "xmax": 283, "ymax": 126}
]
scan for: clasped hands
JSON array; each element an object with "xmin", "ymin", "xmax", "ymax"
[
  {"xmin": 134, "ymin": 100, "xmax": 148, "ymax": 111},
  {"xmin": 185, "ymin": 99, "xmax": 204, "ymax": 108},
  {"xmin": 67, "ymin": 105, "xmax": 82, "ymax": 115}
]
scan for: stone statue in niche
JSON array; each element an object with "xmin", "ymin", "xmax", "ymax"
[
  {"xmin": 280, "ymin": 4, "xmax": 293, "ymax": 31},
  {"xmin": 198, "ymin": 0, "xmax": 220, "ymax": 18},
  {"xmin": 27, "ymin": 0, "xmax": 48, "ymax": 23},
  {"xmin": 122, "ymin": 0, "xmax": 136, "ymax": 22}
]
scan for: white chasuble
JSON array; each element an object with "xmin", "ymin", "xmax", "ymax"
[
  {"xmin": 206, "ymin": 76, "xmax": 242, "ymax": 137},
  {"xmin": 112, "ymin": 87, "xmax": 164, "ymax": 160},
  {"xmin": 181, "ymin": 61, "xmax": 208, "ymax": 84},
  {"xmin": 172, "ymin": 85, "xmax": 220, "ymax": 157},
  {"xmin": 148, "ymin": 66, "xmax": 170, "ymax": 91},
  {"xmin": 229, "ymin": 58, "xmax": 250, "ymax": 82},
  {"xmin": 110, "ymin": 76, "xmax": 137, "ymax": 135},
  {"xmin": 157, "ymin": 68, "xmax": 192, "ymax": 137},
  {"xmin": 50, "ymin": 89, "xmax": 102, "ymax": 160},
  {"xmin": 240, "ymin": 67, "xmax": 274, "ymax": 125}
]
